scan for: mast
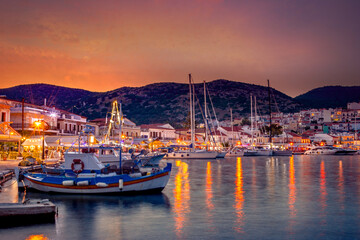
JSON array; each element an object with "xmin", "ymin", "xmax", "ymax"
[
  {"xmin": 189, "ymin": 74, "xmax": 195, "ymax": 151},
  {"xmin": 204, "ymin": 81, "xmax": 208, "ymax": 147},
  {"xmin": 268, "ymin": 79, "xmax": 272, "ymax": 146},
  {"xmin": 230, "ymin": 108, "xmax": 234, "ymax": 147},
  {"xmin": 254, "ymin": 96, "xmax": 257, "ymax": 133},
  {"xmin": 250, "ymin": 94, "xmax": 253, "ymax": 145},
  {"xmin": 119, "ymin": 101, "xmax": 122, "ymax": 173}
]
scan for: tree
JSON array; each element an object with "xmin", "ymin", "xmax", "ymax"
[
  {"xmin": 260, "ymin": 124, "xmax": 283, "ymax": 136},
  {"xmin": 240, "ymin": 118, "xmax": 251, "ymax": 126}
]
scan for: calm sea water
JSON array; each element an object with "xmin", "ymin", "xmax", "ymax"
[{"xmin": 1, "ymin": 155, "xmax": 360, "ymax": 240}]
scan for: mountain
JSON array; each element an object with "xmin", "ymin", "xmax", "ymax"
[
  {"xmin": 0, "ymin": 80, "xmax": 303, "ymax": 127},
  {"xmin": 0, "ymin": 84, "xmax": 95, "ymax": 112},
  {"xmin": 295, "ymin": 86, "xmax": 360, "ymax": 109}
]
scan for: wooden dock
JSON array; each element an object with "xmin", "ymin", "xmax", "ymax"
[
  {"xmin": 0, "ymin": 199, "xmax": 57, "ymax": 227},
  {"xmin": 0, "ymin": 170, "xmax": 14, "ymax": 189}
]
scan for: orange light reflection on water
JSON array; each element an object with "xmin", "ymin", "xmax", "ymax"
[
  {"xmin": 288, "ymin": 156, "xmax": 297, "ymax": 218},
  {"xmin": 338, "ymin": 160, "xmax": 344, "ymax": 210},
  {"xmin": 173, "ymin": 160, "xmax": 190, "ymax": 236},
  {"xmin": 26, "ymin": 235, "xmax": 49, "ymax": 240},
  {"xmin": 320, "ymin": 160, "xmax": 327, "ymax": 209},
  {"xmin": 206, "ymin": 161, "xmax": 214, "ymax": 211},
  {"xmin": 234, "ymin": 157, "xmax": 245, "ymax": 233}
]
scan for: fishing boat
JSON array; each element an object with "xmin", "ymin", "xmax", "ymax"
[{"xmin": 19, "ymin": 149, "xmax": 172, "ymax": 194}]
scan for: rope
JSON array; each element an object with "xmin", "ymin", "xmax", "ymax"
[{"xmin": 1, "ymin": 177, "xmax": 17, "ymax": 188}]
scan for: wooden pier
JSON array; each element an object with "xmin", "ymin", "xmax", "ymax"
[
  {"xmin": 0, "ymin": 170, "xmax": 14, "ymax": 187},
  {"xmin": 0, "ymin": 199, "xmax": 57, "ymax": 227}
]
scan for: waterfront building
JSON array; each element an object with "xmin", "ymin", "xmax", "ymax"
[
  {"xmin": 140, "ymin": 123, "xmax": 176, "ymax": 140},
  {"xmin": 90, "ymin": 117, "xmax": 140, "ymax": 140}
]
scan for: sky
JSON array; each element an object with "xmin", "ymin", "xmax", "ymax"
[{"xmin": 0, "ymin": 0, "xmax": 359, "ymax": 97}]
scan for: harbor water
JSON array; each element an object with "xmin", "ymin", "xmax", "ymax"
[{"xmin": 1, "ymin": 155, "xmax": 360, "ymax": 239}]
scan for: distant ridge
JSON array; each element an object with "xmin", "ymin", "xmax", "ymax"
[
  {"xmin": 1, "ymin": 80, "xmax": 359, "ymax": 127},
  {"xmin": 295, "ymin": 85, "xmax": 360, "ymax": 109}
]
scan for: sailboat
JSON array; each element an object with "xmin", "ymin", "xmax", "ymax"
[
  {"xmin": 164, "ymin": 74, "xmax": 218, "ymax": 159},
  {"xmin": 243, "ymin": 94, "xmax": 272, "ymax": 156},
  {"xmin": 203, "ymin": 80, "xmax": 227, "ymax": 158}
]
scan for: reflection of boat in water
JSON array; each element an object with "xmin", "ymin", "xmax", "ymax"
[
  {"xmin": 19, "ymin": 149, "xmax": 172, "ymax": 194},
  {"xmin": 23, "ymin": 191, "xmax": 171, "ymax": 209}
]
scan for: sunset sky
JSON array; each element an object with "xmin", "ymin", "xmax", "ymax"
[{"xmin": 0, "ymin": 0, "xmax": 359, "ymax": 97}]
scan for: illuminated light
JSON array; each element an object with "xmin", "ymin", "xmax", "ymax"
[
  {"xmin": 50, "ymin": 113, "xmax": 57, "ymax": 117},
  {"xmin": 10, "ymin": 132, "xmax": 14, "ymax": 135},
  {"xmin": 34, "ymin": 121, "xmax": 41, "ymax": 127},
  {"xmin": 290, "ymin": 142, "xmax": 294, "ymax": 146},
  {"xmin": 320, "ymin": 142, "xmax": 325, "ymax": 146},
  {"xmin": 90, "ymin": 136, "xmax": 95, "ymax": 143},
  {"xmin": 237, "ymin": 141, "xmax": 241, "ymax": 145},
  {"xmin": 177, "ymin": 139, "xmax": 180, "ymax": 143},
  {"xmin": 121, "ymin": 135, "xmax": 126, "ymax": 139}
]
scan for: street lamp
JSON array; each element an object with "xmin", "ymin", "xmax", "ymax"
[{"xmin": 33, "ymin": 120, "xmax": 49, "ymax": 160}]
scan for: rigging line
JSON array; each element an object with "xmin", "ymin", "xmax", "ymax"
[
  {"xmin": 270, "ymin": 88, "xmax": 284, "ymax": 125},
  {"xmin": 206, "ymin": 86, "xmax": 225, "ymax": 142},
  {"xmin": 191, "ymin": 78, "xmax": 216, "ymax": 145}
]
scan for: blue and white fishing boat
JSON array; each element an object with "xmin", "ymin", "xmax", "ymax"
[{"xmin": 21, "ymin": 149, "xmax": 172, "ymax": 194}]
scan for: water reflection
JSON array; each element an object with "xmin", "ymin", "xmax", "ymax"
[
  {"xmin": 287, "ymin": 156, "xmax": 297, "ymax": 236},
  {"xmin": 320, "ymin": 160, "xmax": 327, "ymax": 229},
  {"xmin": 26, "ymin": 235, "xmax": 49, "ymax": 240},
  {"xmin": 234, "ymin": 157, "xmax": 245, "ymax": 233},
  {"xmin": 173, "ymin": 160, "xmax": 190, "ymax": 236},
  {"xmin": 206, "ymin": 161, "xmax": 214, "ymax": 211},
  {"xmin": 288, "ymin": 156, "xmax": 297, "ymax": 218},
  {"xmin": 338, "ymin": 160, "xmax": 344, "ymax": 210}
]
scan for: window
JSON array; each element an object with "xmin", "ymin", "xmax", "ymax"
[{"xmin": 1, "ymin": 112, "xmax": 6, "ymax": 122}]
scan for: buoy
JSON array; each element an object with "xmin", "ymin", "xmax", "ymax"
[
  {"xmin": 96, "ymin": 182, "xmax": 108, "ymax": 187},
  {"xmin": 77, "ymin": 180, "xmax": 89, "ymax": 186},
  {"xmin": 62, "ymin": 180, "xmax": 74, "ymax": 186},
  {"xmin": 119, "ymin": 179, "xmax": 123, "ymax": 190}
]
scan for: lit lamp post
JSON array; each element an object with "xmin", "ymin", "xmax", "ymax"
[{"xmin": 33, "ymin": 120, "xmax": 49, "ymax": 160}]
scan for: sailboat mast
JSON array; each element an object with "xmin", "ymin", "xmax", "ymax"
[
  {"xmin": 189, "ymin": 74, "xmax": 195, "ymax": 151},
  {"xmin": 254, "ymin": 96, "xmax": 257, "ymax": 132},
  {"xmin": 230, "ymin": 108, "xmax": 234, "ymax": 146},
  {"xmin": 267, "ymin": 79, "xmax": 272, "ymax": 146},
  {"xmin": 250, "ymin": 94, "xmax": 253, "ymax": 144},
  {"xmin": 204, "ymin": 81, "xmax": 208, "ymax": 146}
]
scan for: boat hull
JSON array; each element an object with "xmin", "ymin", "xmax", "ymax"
[
  {"xmin": 23, "ymin": 164, "xmax": 172, "ymax": 194},
  {"xmin": 164, "ymin": 151, "xmax": 218, "ymax": 159},
  {"xmin": 243, "ymin": 150, "xmax": 272, "ymax": 156}
]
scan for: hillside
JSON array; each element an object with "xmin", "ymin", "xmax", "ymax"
[
  {"xmin": 0, "ymin": 80, "xmax": 303, "ymax": 127},
  {"xmin": 295, "ymin": 86, "xmax": 360, "ymax": 109}
]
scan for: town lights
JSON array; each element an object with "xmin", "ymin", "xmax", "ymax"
[{"xmin": 33, "ymin": 120, "xmax": 49, "ymax": 160}]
